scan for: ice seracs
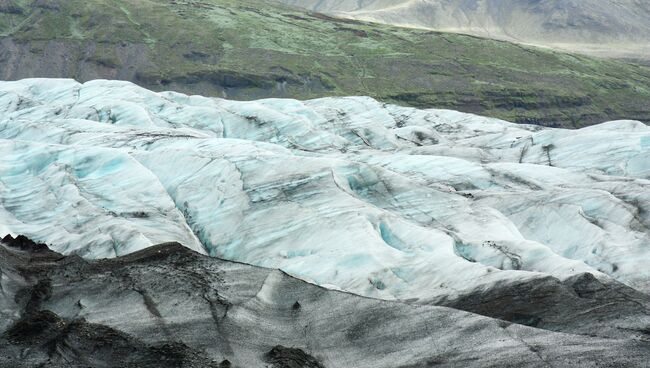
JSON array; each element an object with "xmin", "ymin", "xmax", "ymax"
[{"xmin": 0, "ymin": 78, "xmax": 648, "ymax": 302}]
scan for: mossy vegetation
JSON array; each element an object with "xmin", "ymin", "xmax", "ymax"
[{"xmin": 2, "ymin": 0, "xmax": 650, "ymax": 127}]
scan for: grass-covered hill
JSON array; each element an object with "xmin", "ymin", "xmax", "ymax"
[{"xmin": 1, "ymin": 0, "xmax": 650, "ymax": 127}]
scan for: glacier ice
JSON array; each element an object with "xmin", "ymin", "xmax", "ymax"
[{"xmin": 0, "ymin": 78, "xmax": 648, "ymax": 302}]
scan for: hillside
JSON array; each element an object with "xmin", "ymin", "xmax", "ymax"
[
  {"xmin": 276, "ymin": 0, "xmax": 650, "ymax": 60},
  {"xmin": 2, "ymin": 0, "xmax": 650, "ymax": 126}
]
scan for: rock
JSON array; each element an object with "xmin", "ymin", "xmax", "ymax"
[
  {"xmin": 0, "ymin": 237, "xmax": 648, "ymax": 367},
  {"xmin": 265, "ymin": 346, "xmax": 325, "ymax": 368}
]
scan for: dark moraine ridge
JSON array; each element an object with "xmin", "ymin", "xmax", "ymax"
[{"xmin": 1, "ymin": 235, "xmax": 650, "ymax": 367}]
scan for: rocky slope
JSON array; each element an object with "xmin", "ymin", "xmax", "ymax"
[
  {"xmin": 2, "ymin": 0, "xmax": 650, "ymax": 126},
  {"xmin": 1, "ymin": 78, "xmax": 649, "ymax": 310},
  {"xmin": 2, "ymin": 235, "xmax": 650, "ymax": 367},
  {"xmin": 276, "ymin": 0, "xmax": 650, "ymax": 60}
]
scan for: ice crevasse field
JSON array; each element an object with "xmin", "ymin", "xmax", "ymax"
[{"xmin": 0, "ymin": 78, "xmax": 649, "ymax": 303}]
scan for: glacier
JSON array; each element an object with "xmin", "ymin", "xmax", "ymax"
[{"xmin": 0, "ymin": 78, "xmax": 649, "ymax": 304}]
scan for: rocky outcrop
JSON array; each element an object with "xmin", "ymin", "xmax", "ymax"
[{"xmin": 1, "ymin": 236, "xmax": 649, "ymax": 367}]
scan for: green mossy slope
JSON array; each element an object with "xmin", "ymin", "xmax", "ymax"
[{"xmin": 2, "ymin": 0, "xmax": 650, "ymax": 127}]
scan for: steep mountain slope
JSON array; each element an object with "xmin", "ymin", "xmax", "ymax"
[
  {"xmin": 1, "ymin": 79, "xmax": 649, "ymax": 308},
  {"xmin": 2, "ymin": 0, "xmax": 650, "ymax": 127},
  {"xmin": 276, "ymin": 0, "xmax": 650, "ymax": 60},
  {"xmin": 2, "ymin": 236, "xmax": 650, "ymax": 367}
]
